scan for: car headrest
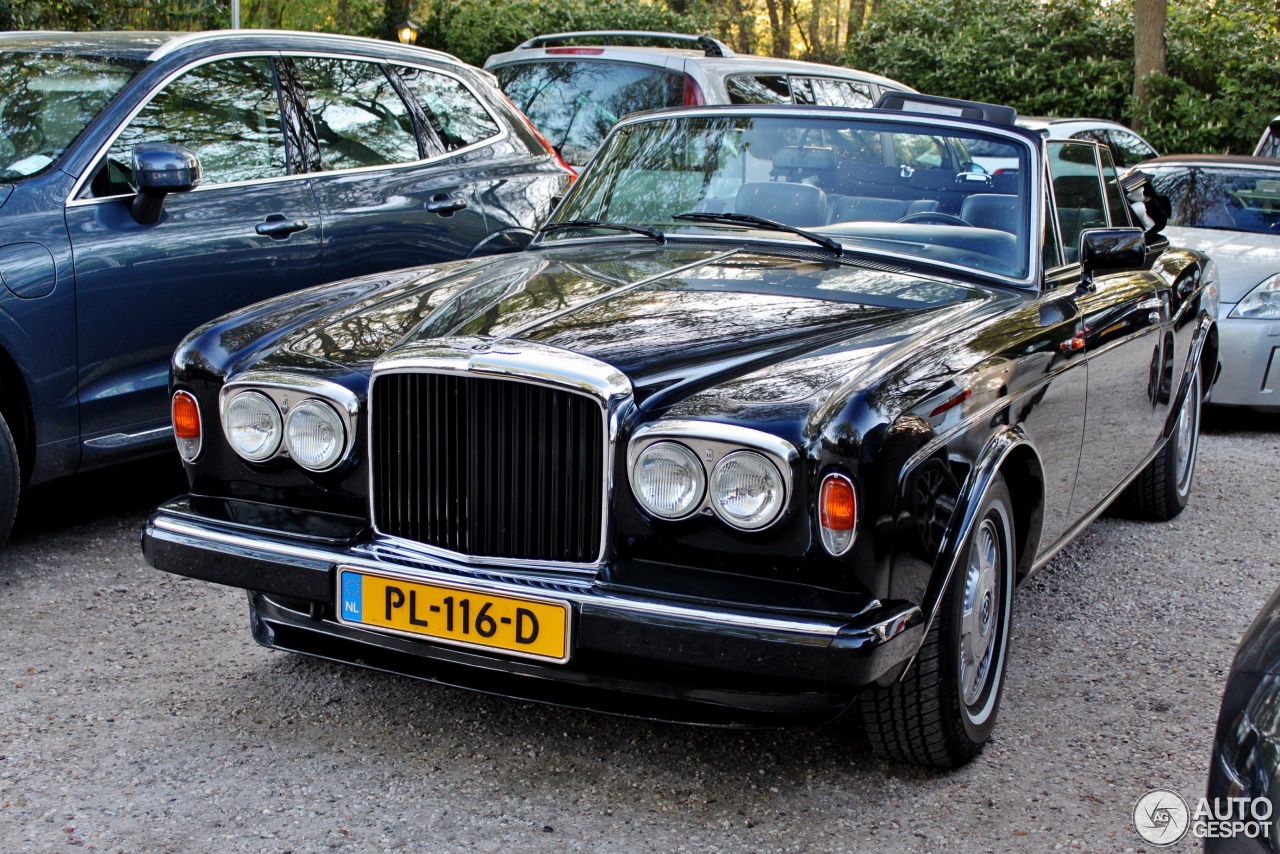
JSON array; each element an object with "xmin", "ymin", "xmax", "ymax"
[
  {"xmin": 773, "ymin": 146, "xmax": 837, "ymax": 172},
  {"xmin": 735, "ymin": 182, "xmax": 828, "ymax": 228},
  {"xmin": 960, "ymin": 193, "xmax": 1020, "ymax": 234}
]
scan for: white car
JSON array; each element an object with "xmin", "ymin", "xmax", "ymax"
[
  {"xmin": 1138, "ymin": 155, "xmax": 1280, "ymax": 412},
  {"xmin": 971, "ymin": 117, "xmax": 1158, "ymax": 174},
  {"xmin": 485, "ymin": 30, "xmax": 914, "ymax": 169}
]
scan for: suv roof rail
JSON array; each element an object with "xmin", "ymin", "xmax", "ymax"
[
  {"xmin": 516, "ymin": 31, "xmax": 733, "ymax": 57},
  {"xmin": 874, "ymin": 91, "xmax": 1017, "ymax": 126},
  {"xmin": 147, "ymin": 29, "xmax": 463, "ymax": 64}
]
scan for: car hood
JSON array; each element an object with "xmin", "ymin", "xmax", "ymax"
[
  {"xmin": 278, "ymin": 244, "xmax": 1000, "ymax": 412},
  {"xmin": 1164, "ymin": 225, "xmax": 1280, "ymax": 303}
]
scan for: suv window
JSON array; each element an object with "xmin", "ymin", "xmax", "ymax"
[
  {"xmin": 1257, "ymin": 126, "xmax": 1280, "ymax": 158},
  {"xmin": 725, "ymin": 75, "xmax": 791, "ymax": 105},
  {"xmin": 805, "ymin": 77, "xmax": 873, "ymax": 108},
  {"xmin": 894, "ymin": 133, "xmax": 947, "ymax": 170},
  {"xmin": 395, "ymin": 67, "xmax": 499, "ymax": 152},
  {"xmin": 1048, "ymin": 141, "xmax": 1106, "ymax": 263},
  {"xmin": 99, "ymin": 56, "xmax": 285, "ymax": 193},
  {"xmin": 1107, "ymin": 129, "xmax": 1156, "ymax": 168},
  {"xmin": 295, "ymin": 57, "xmax": 421, "ymax": 171},
  {"xmin": 496, "ymin": 60, "xmax": 682, "ymax": 166}
]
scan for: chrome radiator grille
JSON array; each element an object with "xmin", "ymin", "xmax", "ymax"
[{"xmin": 371, "ymin": 371, "xmax": 606, "ymax": 564}]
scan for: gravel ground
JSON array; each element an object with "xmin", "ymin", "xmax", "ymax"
[{"xmin": 0, "ymin": 410, "xmax": 1276, "ymax": 853}]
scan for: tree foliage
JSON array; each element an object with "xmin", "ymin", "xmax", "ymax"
[
  {"xmin": 4, "ymin": 0, "xmax": 1279, "ymax": 154},
  {"xmin": 417, "ymin": 0, "xmax": 705, "ymax": 68},
  {"xmin": 846, "ymin": 0, "xmax": 1280, "ymax": 154}
]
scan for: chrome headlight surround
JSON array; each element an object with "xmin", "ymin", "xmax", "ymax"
[
  {"xmin": 219, "ymin": 372, "xmax": 360, "ymax": 470},
  {"xmin": 627, "ymin": 421, "xmax": 796, "ymax": 531},
  {"xmin": 630, "ymin": 441, "xmax": 706, "ymax": 520}
]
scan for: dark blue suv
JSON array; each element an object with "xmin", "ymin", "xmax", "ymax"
[{"xmin": 0, "ymin": 29, "xmax": 573, "ymax": 543}]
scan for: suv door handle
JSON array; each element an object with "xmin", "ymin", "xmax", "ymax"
[
  {"xmin": 255, "ymin": 217, "xmax": 309, "ymax": 238},
  {"xmin": 426, "ymin": 194, "xmax": 468, "ymax": 215}
]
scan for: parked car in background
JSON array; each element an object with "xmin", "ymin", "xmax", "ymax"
[
  {"xmin": 0, "ymin": 29, "xmax": 572, "ymax": 545},
  {"xmin": 1254, "ymin": 117, "xmax": 1280, "ymax": 158},
  {"xmin": 144, "ymin": 93, "xmax": 1216, "ymax": 769},
  {"xmin": 485, "ymin": 30, "xmax": 914, "ymax": 169},
  {"xmin": 1206, "ymin": 581, "xmax": 1280, "ymax": 852},
  {"xmin": 1135, "ymin": 155, "xmax": 1280, "ymax": 412},
  {"xmin": 970, "ymin": 117, "xmax": 1158, "ymax": 173}
]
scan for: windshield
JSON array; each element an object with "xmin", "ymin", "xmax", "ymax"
[
  {"xmin": 1146, "ymin": 166, "xmax": 1280, "ymax": 235},
  {"xmin": 0, "ymin": 52, "xmax": 144, "ymax": 181},
  {"xmin": 546, "ymin": 114, "xmax": 1032, "ymax": 279}
]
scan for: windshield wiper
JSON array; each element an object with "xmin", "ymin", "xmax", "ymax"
[
  {"xmin": 540, "ymin": 219, "xmax": 666, "ymax": 244},
  {"xmin": 674, "ymin": 212, "xmax": 843, "ymax": 256}
]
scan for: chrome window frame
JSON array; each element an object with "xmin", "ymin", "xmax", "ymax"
[
  {"xmin": 218, "ymin": 371, "xmax": 361, "ymax": 472},
  {"xmin": 367, "ymin": 337, "xmax": 633, "ymax": 575},
  {"xmin": 66, "ymin": 49, "xmax": 508, "ymax": 206},
  {"xmin": 538, "ymin": 105, "xmax": 1047, "ymax": 289}
]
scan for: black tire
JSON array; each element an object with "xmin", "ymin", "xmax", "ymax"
[
  {"xmin": 859, "ymin": 476, "xmax": 1015, "ymax": 768},
  {"xmin": 0, "ymin": 413, "xmax": 18, "ymax": 547},
  {"xmin": 1117, "ymin": 367, "xmax": 1201, "ymax": 521}
]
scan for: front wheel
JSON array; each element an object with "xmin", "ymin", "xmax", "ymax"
[
  {"xmin": 0, "ymin": 413, "xmax": 18, "ymax": 547},
  {"xmin": 858, "ymin": 476, "xmax": 1015, "ymax": 767},
  {"xmin": 1117, "ymin": 366, "xmax": 1201, "ymax": 521}
]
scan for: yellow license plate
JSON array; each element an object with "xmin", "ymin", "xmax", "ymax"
[{"xmin": 336, "ymin": 568, "xmax": 570, "ymax": 663}]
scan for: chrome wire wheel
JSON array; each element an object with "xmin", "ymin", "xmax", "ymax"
[
  {"xmin": 959, "ymin": 518, "xmax": 1001, "ymax": 708},
  {"xmin": 1174, "ymin": 370, "xmax": 1201, "ymax": 498}
]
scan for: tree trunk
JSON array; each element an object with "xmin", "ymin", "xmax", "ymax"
[
  {"xmin": 1133, "ymin": 0, "xmax": 1167, "ymax": 131},
  {"xmin": 808, "ymin": 0, "xmax": 822, "ymax": 59},
  {"xmin": 381, "ymin": 0, "xmax": 411, "ymax": 41},
  {"xmin": 780, "ymin": 0, "xmax": 793, "ymax": 56},
  {"xmin": 763, "ymin": 0, "xmax": 783, "ymax": 56},
  {"xmin": 846, "ymin": 0, "xmax": 866, "ymax": 48}
]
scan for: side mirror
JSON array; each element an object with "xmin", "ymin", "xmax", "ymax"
[
  {"xmin": 130, "ymin": 143, "xmax": 201, "ymax": 225},
  {"xmin": 1079, "ymin": 227, "xmax": 1146, "ymax": 291}
]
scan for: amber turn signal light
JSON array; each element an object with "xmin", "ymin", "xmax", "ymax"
[
  {"xmin": 819, "ymin": 473, "xmax": 856, "ymax": 556},
  {"xmin": 172, "ymin": 390, "xmax": 202, "ymax": 462}
]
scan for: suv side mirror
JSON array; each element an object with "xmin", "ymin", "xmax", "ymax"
[
  {"xmin": 1078, "ymin": 227, "xmax": 1146, "ymax": 291},
  {"xmin": 130, "ymin": 143, "xmax": 201, "ymax": 225}
]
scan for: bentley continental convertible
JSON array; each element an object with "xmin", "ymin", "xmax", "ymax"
[{"xmin": 144, "ymin": 94, "xmax": 1219, "ymax": 768}]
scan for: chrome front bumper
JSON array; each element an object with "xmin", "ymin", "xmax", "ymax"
[{"xmin": 142, "ymin": 497, "xmax": 924, "ymax": 720}]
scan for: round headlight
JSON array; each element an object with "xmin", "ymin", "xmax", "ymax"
[
  {"xmin": 223, "ymin": 391, "xmax": 282, "ymax": 462},
  {"xmin": 631, "ymin": 441, "xmax": 705, "ymax": 520},
  {"xmin": 710, "ymin": 451, "xmax": 785, "ymax": 530},
  {"xmin": 284, "ymin": 399, "xmax": 347, "ymax": 471}
]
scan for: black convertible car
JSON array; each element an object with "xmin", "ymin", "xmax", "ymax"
[{"xmin": 144, "ymin": 94, "xmax": 1218, "ymax": 768}]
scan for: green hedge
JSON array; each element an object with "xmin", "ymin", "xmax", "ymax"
[
  {"xmin": 419, "ymin": 0, "xmax": 704, "ymax": 68},
  {"xmin": 846, "ymin": 0, "xmax": 1280, "ymax": 155}
]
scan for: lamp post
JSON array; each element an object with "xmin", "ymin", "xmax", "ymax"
[
  {"xmin": 397, "ymin": 19, "xmax": 420, "ymax": 45},
  {"xmin": 231, "ymin": 0, "xmax": 240, "ymax": 28}
]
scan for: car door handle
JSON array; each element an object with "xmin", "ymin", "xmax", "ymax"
[
  {"xmin": 255, "ymin": 218, "xmax": 309, "ymax": 238},
  {"xmin": 426, "ymin": 195, "xmax": 468, "ymax": 215}
]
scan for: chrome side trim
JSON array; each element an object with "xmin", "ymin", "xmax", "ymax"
[
  {"xmin": 368, "ymin": 338, "xmax": 633, "ymax": 573},
  {"xmin": 626, "ymin": 419, "xmax": 798, "ymax": 531},
  {"xmin": 149, "ymin": 515, "xmax": 849, "ymax": 638},
  {"xmin": 218, "ymin": 372, "xmax": 361, "ymax": 471},
  {"xmin": 67, "ymin": 52, "xmax": 507, "ymax": 206},
  {"xmin": 83, "ymin": 425, "xmax": 173, "ymax": 449}
]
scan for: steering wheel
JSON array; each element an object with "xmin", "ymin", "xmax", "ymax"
[{"xmin": 896, "ymin": 212, "xmax": 974, "ymax": 227}]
